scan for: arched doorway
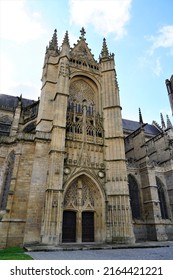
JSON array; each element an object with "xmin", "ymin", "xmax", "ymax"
[
  {"xmin": 62, "ymin": 211, "xmax": 76, "ymax": 242},
  {"xmin": 62, "ymin": 174, "xmax": 105, "ymax": 243},
  {"xmin": 82, "ymin": 211, "xmax": 94, "ymax": 242}
]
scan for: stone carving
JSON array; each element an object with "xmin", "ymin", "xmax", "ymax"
[
  {"xmin": 59, "ymin": 62, "xmax": 69, "ymax": 77},
  {"xmin": 64, "ymin": 177, "xmax": 100, "ymax": 210}
]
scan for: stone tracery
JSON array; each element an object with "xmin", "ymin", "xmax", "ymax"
[
  {"xmin": 69, "ymin": 79, "xmax": 95, "ymax": 105},
  {"xmin": 66, "ymin": 79, "xmax": 103, "ymax": 143},
  {"xmin": 63, "ymin": 176, "xmax": 100, "ymax": 210}
]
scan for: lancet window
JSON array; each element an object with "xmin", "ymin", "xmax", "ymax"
[
  {"xmin": 0, "ymin": 151, "xmax": 15, "ymax": 210},
  {"xmin": 128, "ymin": 174, "xmax": 141, "ymax": 220},
  {"xmin": 156, "ymin": 177, "xmax": 168, "ymax": 219}
]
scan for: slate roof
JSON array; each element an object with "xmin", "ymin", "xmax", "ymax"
[
  {"xmin": 122, "ymin": 119, "xmax": 160, "ymax": 136},
  {"xmin": 0, "ymin": 94, "xmax": 35, "ymax": 111}
]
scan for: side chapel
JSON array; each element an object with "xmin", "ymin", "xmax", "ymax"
[{"xmin": 0, "ymin": 28, "xmax": 173, "ymax": 248}]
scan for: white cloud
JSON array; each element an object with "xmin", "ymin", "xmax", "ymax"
[
  {"xmin": 139, "ymin": 25, "xmax": 173, "ymax": 77},
  {"xmin": 0, "ymin": 53, "xmax": 40, "ymax": 99},
  {"xmin": 8, "ymin": 83, "xmax": 40, "ymax": 100},
  {"xmin": 138, "ymin": 55, "xmax": 162, "ymax": 77},
  {"xmin": 69, "ymin": 0, "xmax": 132, "ymax": 39},
  {"xmin": 152, "ymin": 58, "xmax": 162, "ymax": 77},
  {"xmin": 0, "ymin": 55, "xmax": 39, "ymax": 99},
  {"xmin": 148, "ymin": 25, "xmax": 173, "ymax": 54},
  {"xmin": 0, "ymin": 0, "xmax": 46, "ymax": 43},
  {"xmin": 0, "ymin": 54, "xmax": 15, "ymax": 93}
]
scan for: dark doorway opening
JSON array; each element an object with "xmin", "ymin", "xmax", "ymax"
[
  {"xmin": 82, "ymin": 211, "xmax": 94, "ymax": 242},
  {"xmin": 62, "ymin": 211, "xmax": 76, "ymax": 242}
]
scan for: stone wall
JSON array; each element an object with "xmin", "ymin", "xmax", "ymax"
[{"xmin": 0, "ymin": 141, "xmax": 35, "ymax": 248}]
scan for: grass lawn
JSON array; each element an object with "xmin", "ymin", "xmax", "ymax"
[{"xmin": 0, "ymin": 247, "xmax": 33, "ymax": 260}]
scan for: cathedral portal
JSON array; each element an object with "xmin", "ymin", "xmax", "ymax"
[{"xmin": 62, "ymin": 175, "xmax": 105, "ymax": 243}]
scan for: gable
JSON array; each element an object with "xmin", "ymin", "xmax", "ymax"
[{"xmin": 70, "ymin": 39, "xmax": 97, "ymax": 64}]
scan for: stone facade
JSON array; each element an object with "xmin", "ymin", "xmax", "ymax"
[
  {"xmin": 125, "ymin": 123, "xmax": 173, "ymax": 241},
  {"xmin": 0, "ymin": 29, "xmax": 172, "ymax": 248}
]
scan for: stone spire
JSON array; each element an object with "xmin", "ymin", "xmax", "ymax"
[
  {"xmin": 62, "ymin": 31, "xmax": 70, "ymax": 47},
  {"xmin": 160, "ymin": 113, "xmax": 166, "ymax": 130},
  {"xmin": 139, "ymin": 108, "xmax": 143, "ymax": 124},
  {"xmin": 100, "ymin": 38, "xmax": 109, "ymax": 58},
  {"xmin": 49, "ymin": 29, "xmax": 58, "ymax": 51},
  {"xmin": 166, "ymin": 114, "xmax": 173, "ymax": 128},
  {"xmin": 60, "ymin": 30, "xmax": 70, "ymax": 57}
]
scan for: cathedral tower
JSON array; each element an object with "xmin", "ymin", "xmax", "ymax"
[
  {"xmin": 0, "ymin": 28, "xmax": 136, "ymax": 247},
  {"xmin": 34, "ymin": 28, "xmax": 135, "ymax": 245}
]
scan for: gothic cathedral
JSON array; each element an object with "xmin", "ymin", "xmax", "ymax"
[{"xmin": 0, "ymin": 29, "xmax": 173, "ymax": 248}]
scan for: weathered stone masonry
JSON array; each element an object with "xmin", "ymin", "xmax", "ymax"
[{"xmin": 0, "ymin": 29, "xmax": 172, "ymax": 248}]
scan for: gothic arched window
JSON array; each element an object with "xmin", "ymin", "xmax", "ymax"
[
  {"xmin": 156, "ymin": 177, "xmax": 168, "ymax": 219},
  {"xmin": 128, "ymin": 174, "xmax": 141, "ymax": 220},
  {"xmin": 0, "ymin": 151, "xmax": 15, "ymax": 210}
]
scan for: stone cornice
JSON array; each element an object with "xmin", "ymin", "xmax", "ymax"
[
  {"xmin": 103, "ymin": 105, "xmax": 122, "ymax": 110},
  {"xmin": 0, "ymin": 131, "xmax": 51, "ymax": 144}
]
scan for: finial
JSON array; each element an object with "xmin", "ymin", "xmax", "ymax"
[
  {"xmin": 49, "ymin": 29, "xmax": 58, "ymax": 51},
  {"xmin": 139, "ymin": 108, "xmax": 143, "ymax": 124},
  {"xmin": 160, "ymin": 113, "xmax": 166, "ymax": 130},
  {"xmin": 80, "ymin": 27, "xmax": 86, "ymax": 39},
  {"xmin": 100, "ymin": 38, "xmax": 109, "ymax": 58},
  {"xmin": 166, "ymin": 115, "xmax": 173, "ymax": 128}
]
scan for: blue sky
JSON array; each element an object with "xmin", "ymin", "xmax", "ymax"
[{"xmin": 0, "ymin": 0, "xmax": 172, "ymax": 125}]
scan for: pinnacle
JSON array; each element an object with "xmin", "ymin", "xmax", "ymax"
[
  {"xmin": 49, "ymin": 29, "xmax": 58, "ymax": 51},
  {"xmin": 62, "ymin": 31, "xmax": 70, "ymax": 47},
  {"xmin": 160, "ymin": 113, "xmax": 166, "ymax": 130},
  {"xmin": 139, "ymin": 108, "xmax": 143, "ymax": 124},
  {"xmin": 100, "ymin": 38, "xmax": 109, "ymax": 58},
  {"xmin": 166, "ymin": 114, "xmax": 173, "ymax": 128}
]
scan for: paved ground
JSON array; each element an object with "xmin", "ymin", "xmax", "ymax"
[{"xmin": 27, "ymin": 242, "xmax": 173, "ymax": 260}]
